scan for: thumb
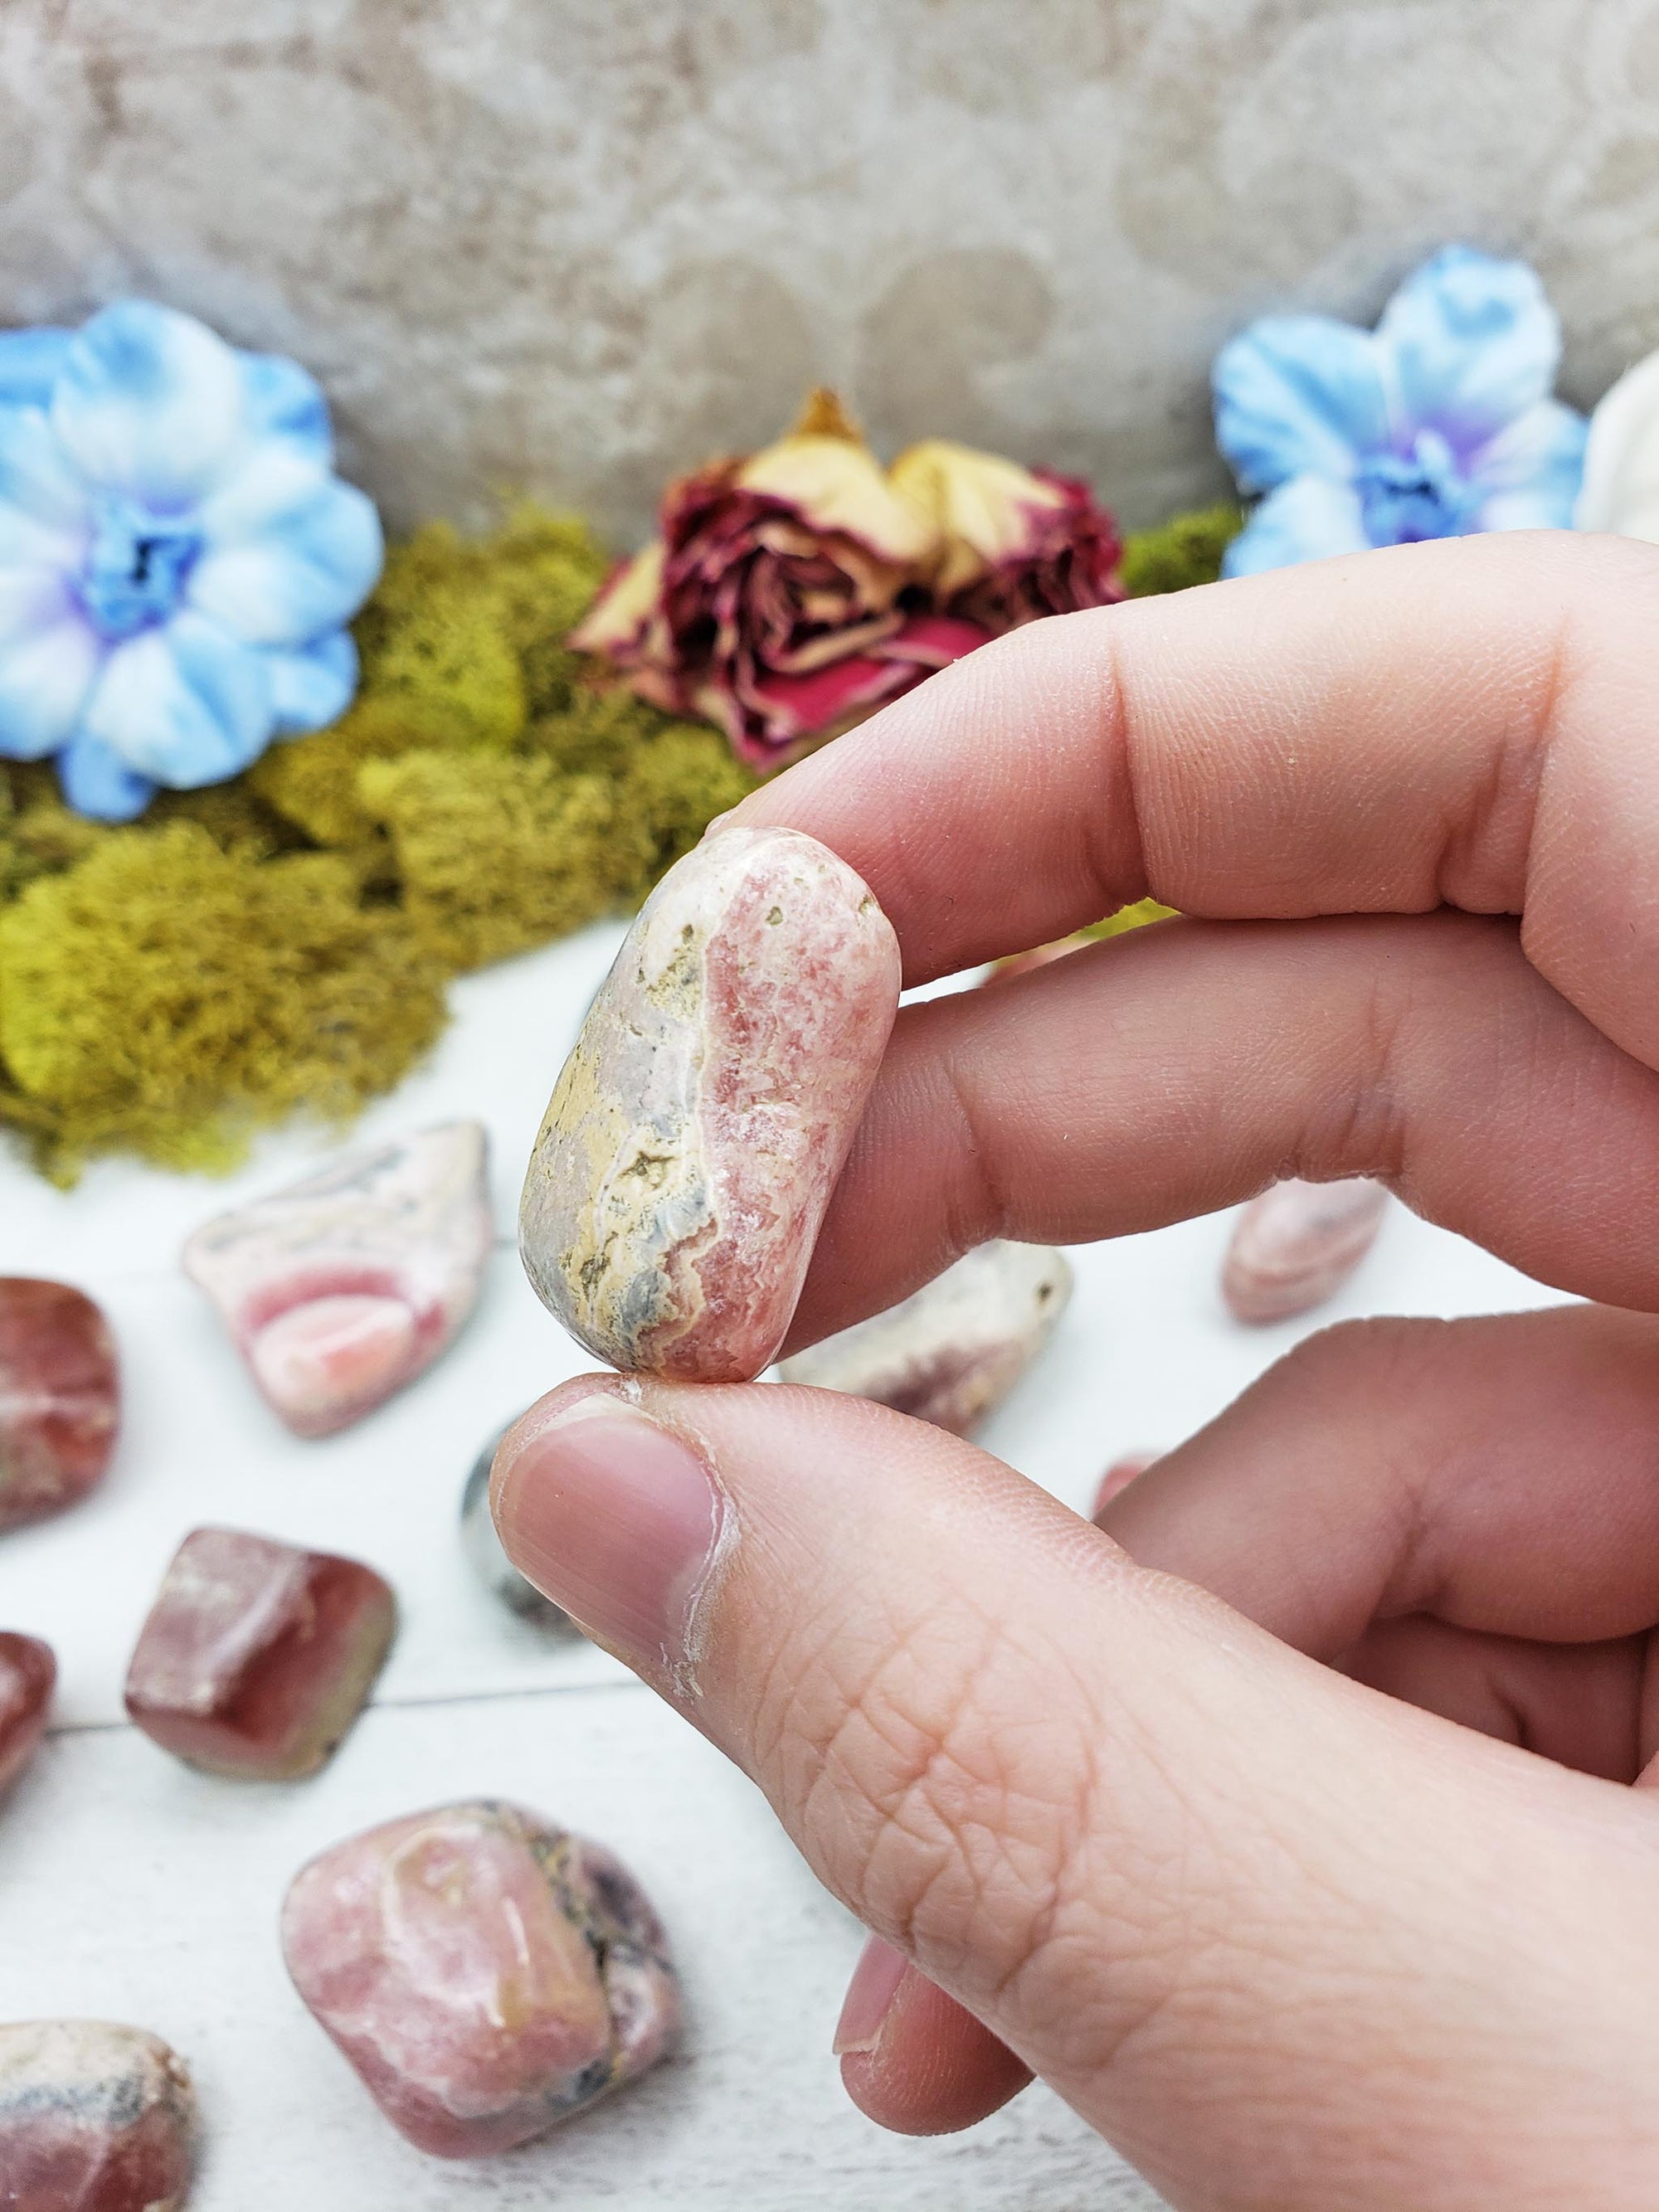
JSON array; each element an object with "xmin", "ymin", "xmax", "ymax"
[{"xmin": 492, "ymin": 1376, "xmax": 1659, "ymax": 2209}]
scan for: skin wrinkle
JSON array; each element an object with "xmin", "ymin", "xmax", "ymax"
[
  {"xmin": 742, "ymin": 1531, "xmax": 1205, "ymax": 2064},
  {"xmin": 790, "ymin": 1598, "xmax": 1078, "ymax": 1976}
]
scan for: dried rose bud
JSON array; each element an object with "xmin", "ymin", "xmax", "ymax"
[
  {"xmin": 572, "ymin": 390, "xmax": 990, "ymax": 770},
  {"xmin": 888, "ymin": 439, "xmax": 1124, "ymax": 625}
]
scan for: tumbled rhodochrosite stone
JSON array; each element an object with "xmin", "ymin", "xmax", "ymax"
[
  {"xmin": 460, "ymin": 1433, "xmax": 572, "ymax": 1633},
  {"xmin": 281, "ymin": 1799, "xmax": 680, "ymax": 2157},
  {"xmin": 1092, "ymin": 1452, "xmax": 1159, "ymax": 1518},
  {"xmin": 0, "ymin": 1631, "xmax": 54, "ymax": 1799},
  {"xmin": 0, "ymin": 2020, "xmax": 195, "ymax": 2212},
  {"xmin": 0, "ymin": 1278, "xmax": 119, "ymax": 1532},
  {"xmin": 1222, "ymin": 1176, "xmax": 1389, "ymax": 1325},
  {"xmin": 124, "ymin": 1528, "xmax": 396, "ymax": 1779},
  {"xmin": 521, "ymin": 825, "xmax": 901, "ymax": 1382},
  {"xmin": 778, "ymin": 1241, "xmax": 1073, "ymax": 1436},
  {"xmin": 183, "ymin": 1121, "xmax": 494, "ymax": 1437}
]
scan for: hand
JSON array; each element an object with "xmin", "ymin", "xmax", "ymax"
[{"xmin": 494, "ymin": 532, "xmax": 1659, "ymax": 2210}]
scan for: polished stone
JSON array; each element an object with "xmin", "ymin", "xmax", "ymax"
[
  {"xmin": 0, "ymin": 1631, "xmax": 54, "ymax": 1799},
  {"xmin": 521, "ymin": 825, "xmax": 901, "ymax": 1383},
  {"xmin": 281, "ymin": 1799, "xmax": 680, "ymax": 2158},
  {"xmin": 124, "ymin": 1528, "xmax": 396, "ymax": 1780},
  {"xmin": 460, "ymin": 1434, "xmax": 572, "ymax": 1634},
  {"xmin": 0, "ymin": 2019, "xmax": 195, "ymax": 2211},
  {"xmin": 778, "ymin": 1241, "xmax": 1073, "ymax": 1436},
  {"xmin": 1092, "ymin": 1452, "xmax": 1159, "ymax": 1518},
  {"xmin": 182, "ymin": 1122, "xmax": 494, "ymax": 1437},
  {"xmin": 1222, "ymin": 1177, "xmax": 1389, "ymax": 1325},
  {"xmin": 0, "ymin": 1278, "xmax": 119, "ymax": 1533}
]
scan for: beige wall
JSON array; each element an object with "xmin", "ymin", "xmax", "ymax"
[{"xmin": 2, "ymin": 0, "xmax": 1652, "ymax": 544}]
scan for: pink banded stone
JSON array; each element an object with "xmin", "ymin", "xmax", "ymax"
[
  {"xmin": 778, "ymin": 1242, "xmax": 1073, "ymax": 1436},
  {"xmin": 520, "ymin": 825, "xmax": 901, "ymax": 1381},
  {"xmin": 0, "ymin": 1278, "xmax": 119, "ymax": 1532},
  {"xmin": 1092, "ymin": 1452, "xmax": 1159, "ymax": 1518},
  {"xmin": 0, "ymin": 2020, "xmax": 195, "ymax": 2212},
  {"xmin": 183, "ymin": 1121, "xmax": 494, "ymax": 1437},
  {"xmin": 0, "ymin": 1631, "xmax": 54, "ymax": 1797},
  {"xmin": 1222, "ymin": 1176, "xmax": 1389, "ymax": 1325},
  {"xmin": 281, "ymin": 1799, "xmax": 680, "ymax": 2158},
  {"xmin": 124, "ymin": 1528, "xmax": 396, "ymax": 1780}
]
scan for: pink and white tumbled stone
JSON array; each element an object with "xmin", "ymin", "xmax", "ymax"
[
  {"xmin": 0, "ymin": 2020, "xmax": 196, "ymax": 2211},
  {"xmin": 520, "ymin": 825, "xmax": 901, "ymax": 1382},
  {"xmin": 778, "ymin": 1240, "xmax": 1073, "ymax": 1435},
  {"xmin": 183, "ymin": 1121, "xmax": 494, "ymax": 1436},
  {"xmin": 281, "ymin": 1799, "xmax": 680, "ymax": 2158},
  {"xmin": 1222, "ymin": 1176, "xmax": 1389, "ymax": 1325}
]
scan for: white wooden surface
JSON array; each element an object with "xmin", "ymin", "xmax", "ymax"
[{"xmin": 0, "ymin": 922, "xmax": 1567, "ymax": 2209}]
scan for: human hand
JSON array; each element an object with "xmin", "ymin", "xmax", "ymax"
[{"xmin": 493, "ymin": 532, "xmax": 1659, "ymax": 2210}]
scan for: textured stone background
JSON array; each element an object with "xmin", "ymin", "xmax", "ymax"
[{"xmin": 2, "ymin": 0, "xmax": 1655, "ymax": 546}]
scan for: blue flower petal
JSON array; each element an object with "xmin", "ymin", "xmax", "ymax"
[
  {"xmin": 55, "ymin": 729, "xmax": 155, "ymax": 820},
  {"xmin": 0, "ymin": 406, "xmax": 90, "ymax": 534},
  {"xmin": 79, "ymin": 609, "xmax": 274, "ymax": 787},
  {"xmin": 1222, "ymin": 475, "xmax": 1371, "ymax": 576},
  {"xmin": 1466, "ymin": 397, "xmax": 1588, "ymax": 530},
  {"xmin": 0, "ymin": 328, "xmax": 71, "ymax": 408},
  {"xmin": 188, "ymin": 454, "xmax": 383, "ymax": 645},
  {"xmin": 51, "ymin": 301, "xmax": 247, "ymax": 508},
  {"xmin": 0, "ymin": 573, "xmax": 102, "ymax": 759},
  {"xmin": 266, "ymin": 629, "xmax": 358, "ymax": 732},
  {"xmin": 241, "ymin": 352, "xmax": 333, "ymax": 466},
  {"xmin": 1378, "ymin": 246, "xmax": 1559, "ymax": 455},
  {"xmin": 1214, "ymin": 316, "xmax": 1389, "ymax": 493}
]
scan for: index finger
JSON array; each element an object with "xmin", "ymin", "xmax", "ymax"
[{"xmin": 732, "ymin": 530, "xmax": 1659, "ymax": 1072}]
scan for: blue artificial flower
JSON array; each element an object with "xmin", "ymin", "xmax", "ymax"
[
  {"xmin": 0, "ymin": 300, "xmax": 382, "ymax": 819},
  {"xmin": 1214, "ymin": 246, "xmax": 1588, "ymax": 578}
]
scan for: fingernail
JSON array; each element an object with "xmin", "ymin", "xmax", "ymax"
[
  {"xmin": 833, "ymin": 1935, "xmax": 910, "ymax": 2058},
  {"xmin": 492, "ymin": 1389, "xmax": 726, "ymax": 1683}
]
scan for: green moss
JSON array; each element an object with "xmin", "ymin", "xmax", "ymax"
[
  {"xmin": 360, "ymin": 750, "xmax": 620, "ymax": 972},
  {"xmin": 0, "ymin": 825, "xmax": 447, "ymax": 1180},
  {"xmin": 611, "ymin": 717, "xmax": 757, "ymax": 892},
  {"xmin": 1120, "ymin": 505, "xmax": 1240, "ymax": 596},
  {"xmin": 1085, "ymin": 897, "xmax": 1179, "ymax": 939},
  {"xmin": 251, "ymin": 698, "xmax": 435, "ymax": 850},
  {"xmin": 360, "ymin": 709, "xmax": 753, "ymax": 973}
]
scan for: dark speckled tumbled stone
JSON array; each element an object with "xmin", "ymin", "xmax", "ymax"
[
  {"xmin": 460, "ymin": 1434, "xmax": 572, "ymax": 1633},
  {"xmin": 0, "ymin": 2019, "xmax": 195, "ymax": 2210}
]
